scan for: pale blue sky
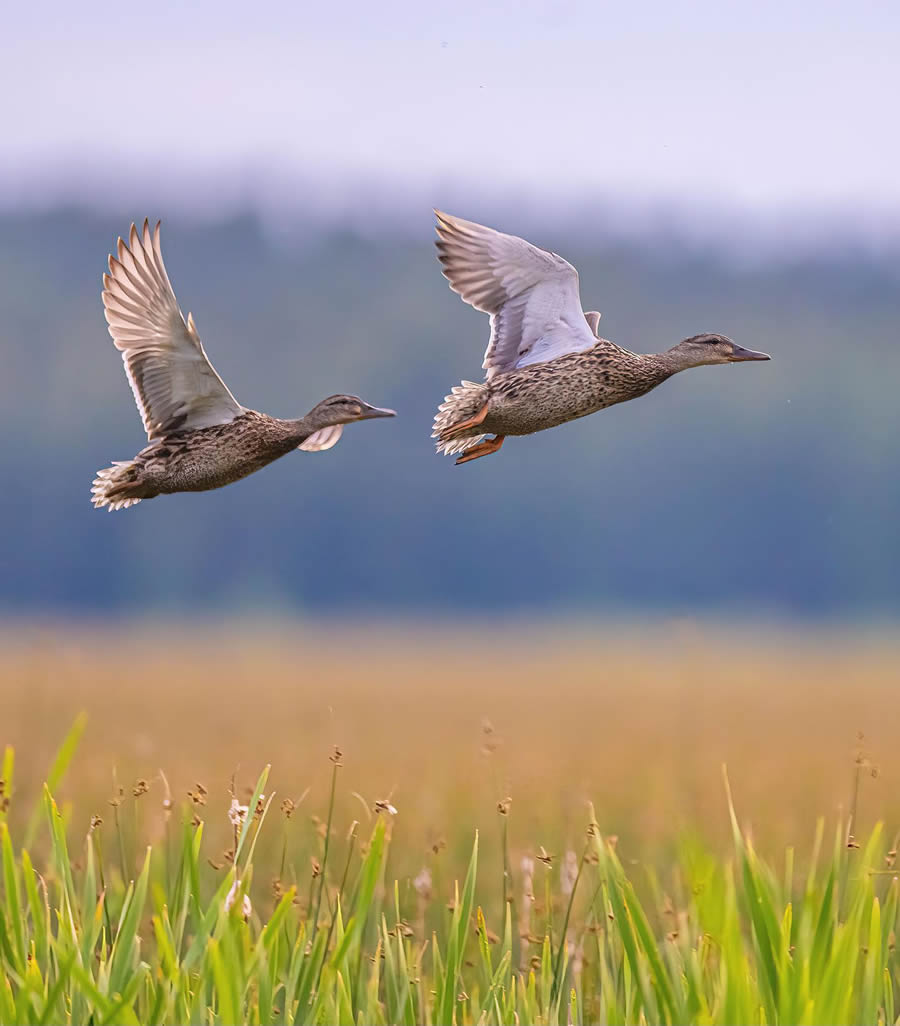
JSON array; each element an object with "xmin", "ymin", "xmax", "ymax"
[{"xmin": 3, "ymin": 0, "xmax": 899, "ymax": 237}]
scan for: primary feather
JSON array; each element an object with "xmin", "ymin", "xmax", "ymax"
[
  {"xmin": 102, "ymin": 219, "xmax": 244, "ymax": 440},
  {"xmin": 434, "ymin": 210, "xmax": 598, "ymax": 377}
]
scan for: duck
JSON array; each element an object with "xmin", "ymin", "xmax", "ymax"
[
  {"xmin": 432, "ymin": 211, "xmax": 770, "ymax": 465},
  {"xmin": 92, "ymin": 220, "xmax": 395, "ymax": 510}
]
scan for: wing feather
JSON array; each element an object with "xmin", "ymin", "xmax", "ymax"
[
  {"xmin": 434, "ymin": 210, "xmax": 598, "ymax": 377},
  {"xmin": 298, "ymin": 425, "xmax": 344, "ymax": 452},
  {"xmin": 102, "ymin": 220, "xmax": 243, "ymax": 440}
]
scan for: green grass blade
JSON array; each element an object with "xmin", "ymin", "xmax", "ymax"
[
  {"xmin": 883, "ymin": 965, "xmax": 894, "ymax": 1026},
  {"xmin": 859, "ymin": 895, "xmax": 881, "ymax": 1026},
  {"xmin": 621, "ymin": 871, "xmax": 678, "ymax": 1023},
  {"xmin": 37, "ymin": 949, "xmax": 75, "ymax": 1025},
  {"xmin": 0, "ymin": 822, "xmax": 26, "ymax": 974},
  {"xmin": 208, "ymin": 936, "xmax": 238, "ymax": 1025},
  {"xmin": 43, "ymin": 787, "xmax": 79, "ymax": 931},
  {"xmin": 99, "ymin": 964, "xmax": 147, "ymax": 1026},
  {"xmin": 0, "ymin": 973, "xmax": 16, "ymax": 1024},
  {"xmin": 71, "ymin": 962, "xmax": 114, "ymax": 1019},
  {"xmin": 24, "ymin": 714, "xmax": 87, "ymax": 848},
  {"xmin": 235, "ymin": 765, "xmax": 270, "ymax": 869},
  {"xmin": 476, "ymin": 906, "xmax": 493, "ymax": 991},
  {"xmin": 330, "ymin": 818, "xmax": 385, "ymax": 976},
  {"xmin": 182, "ymin": 872, "xmax": 233, "ymax": 973},
  {"xmin": 21, "ymin": 848, "xmax": 49, "ymax": 970},
  {"xmin": 0, "ymin": 747, "xmax": 13, "ymax": 826},
  {"xmin": 109, "ymin": 847, "xmax": 151, "ymax": 996},
  {"xmin": 437, "ymin": 831, "xmax": 478, "ymax": 1026}
]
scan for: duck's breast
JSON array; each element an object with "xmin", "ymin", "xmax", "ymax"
[{"xmin": 487, "ymin": 351, "xmax": 634, "ymax": 436}]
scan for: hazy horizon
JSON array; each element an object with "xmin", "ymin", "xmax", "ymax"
[
  {"xmin": 5, "ymin": 182, "xmax": 900, "ymax": 275},
  {"xmin": 4, "ymin": 0, "xmax": 899, "ymax": 256}
]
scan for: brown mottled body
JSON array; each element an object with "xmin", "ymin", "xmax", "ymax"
[
  {"xmin": 127, "ymin": 411, "xmax": 309, "ymax": 499},
  {"xmin": 449, "ymin": 343, "xmax": 673, "ymax": 443},
  {"xmin": 95, "ymin": 394, "xmax": 394, "ymax": 510}
]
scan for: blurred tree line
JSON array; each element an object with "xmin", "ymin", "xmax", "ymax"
[{"xmin": 1, "ymin": 210, "xmax": 898, "ymax": 617}]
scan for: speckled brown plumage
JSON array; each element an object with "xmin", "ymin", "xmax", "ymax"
[
  {"xmin": 97, "ymin": 411, "xmax": 327, "ymax": 504},
  {"xmin": 443, "ymin": 342, "xmax": 675, "ymax": 441}
]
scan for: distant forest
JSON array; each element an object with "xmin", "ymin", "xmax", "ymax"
[{"xmin": 2, "ymin": 211, "xmax": 899, "ymax": 617}]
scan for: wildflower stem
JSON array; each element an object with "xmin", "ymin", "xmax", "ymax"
[
  {"xmin": 315, "ymin": 822, "xmax": 358, "ymax": 992},
  {"xmin": 550, "ymin": 844, "xmax": 587, "ymax": 1006},
  {"xmin": 159, "ymin": 769, "xmax": 173, "ymax": 894},
  {"xmin": 500, "ymin": 806, "xmax": 520, "ymax": 969},
  {"xmin": 305, "ymin": 868, "xmax": 316, "ymax": 933},
  {"xmin": 848, "ymin": 755, "xmax": 862, "ymax": 846},
  {"xmin": 501, "ymin": 812, "xmax": 509, "ymax": 907},
  {"xmin": 338, "ymin": 823, "xmax": 359, "ymax": 903},
  {"xmin": 165, "ymin": 817, "xmax": 171, "ymax": 895},
  {"xmin": 113, "ymin": 802, "xmax": 128, "ymax": 883},
  {"xmin": 279, "ymin": 826, "xmax": 288, "ymax": 883},
  {"xmin": 311, "ymin": 754, "xmax": 339, "ymax": 942},
  {"xmin": 94, "ymin": 827, "xmax": 114, "ymax": 944}
]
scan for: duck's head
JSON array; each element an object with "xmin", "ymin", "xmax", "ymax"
[
  {"xmin": 309, "ymin": 394, "xmax": 397, "ymax": 427},
  {"xmin": 669, "ymin": 333, "xmax": 771, "ymax": 368}
]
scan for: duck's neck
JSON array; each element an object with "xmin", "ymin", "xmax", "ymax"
[
  {"xmin": 637, "ymin": 348, "xmax": 696, "ymax": 381},
  {"xmin": 271, "ymin": 415, "xmax": 314, "ymax": 447},
  {"xmin": 278, "ymin": 410, "xmax": 342, "ymax": 445}
]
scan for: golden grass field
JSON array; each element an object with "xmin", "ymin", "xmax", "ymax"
[{"xmin": 2, "ymin": 619, "xmax": 898, "ymax": 885}]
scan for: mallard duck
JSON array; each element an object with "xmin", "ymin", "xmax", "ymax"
[
  {"xmin": 432, "ymin": 211, "xmax": 769, "ymax": 465},
  {"xmin": 92, "ymin": 220, "xmax": 395, "ymax": 510}
]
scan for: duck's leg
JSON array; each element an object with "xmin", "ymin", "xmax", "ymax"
[
  {"xmin": 442, "ymin": 402, "xmax": 489, "ymax": 440},
  {"xmin": 455, "ymin": 435, "xmax": 505, "ymax": 465}
]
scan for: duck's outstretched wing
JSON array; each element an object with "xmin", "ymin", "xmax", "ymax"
[
  {"xmin": 434, "ymin": 210, "xmax": 598, "ymax": 378},
  {"xmin": 102, "ymin": 220, "xmax": 244, "ymax": 440}
]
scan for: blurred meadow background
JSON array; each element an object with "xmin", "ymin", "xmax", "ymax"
[{"xmin": 1, "ymin": 4, "xmax": 899, "ymax": 1019}]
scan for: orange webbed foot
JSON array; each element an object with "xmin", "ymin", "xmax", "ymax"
[{"xmin": 455, "ymin": 435, "xmax": 505, "ymax": 465}]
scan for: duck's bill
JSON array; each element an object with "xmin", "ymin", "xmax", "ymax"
[
  {"xmin": 360, "ymin": 404, "xmax": 397, "ymax": 419},
  {"xmin": 730, "ymin": 345, "xmax": 771, "ymax": 362}
]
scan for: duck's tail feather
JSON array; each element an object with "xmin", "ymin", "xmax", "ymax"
[
  {"xmin": 432, "ymin": 380, "xmax": 489, "ymax": 456},
  {"xmin": 91, "ymin": 461, "xmax": 145, "ymax": 511}
]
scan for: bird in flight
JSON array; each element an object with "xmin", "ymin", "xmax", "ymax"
[
  {"xmin": 432, "ymin": 211, "xmax": 769, "ymax": 464},
  {"xmin": 92, "ymin": 220, "xmax": 395, "ymax": 510}
]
